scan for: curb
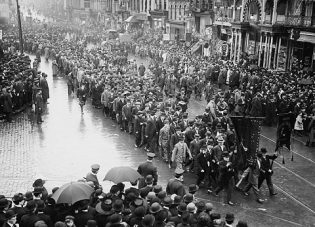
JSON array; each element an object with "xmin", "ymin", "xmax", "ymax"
[{"xmin": 0, "ymin": 103, "xmax": 31, "ymax": 121}]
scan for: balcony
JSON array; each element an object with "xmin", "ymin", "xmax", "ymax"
[{"xmin": 276, "ymin": 15, "xmax": 315, "ymax": 27}]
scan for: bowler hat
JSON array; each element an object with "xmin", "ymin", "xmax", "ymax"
[
  {"xmin": 155, "ymin": 210, "xmax": 167, "ymax": 222},
  {"xmin": 95, "ymin": 200, "xmax": 114, "ymax": 215},
  {"xmin": 183, "ymin": 193, "xmax": 193, "ymax": 203},
  {"xmin": 33, "ymin": 187, "xmax": 43, "ymax": 194},
  {"xmin": 181, "ymin": 211, "xmax": 191, "ymax": 224},
  {"xmin": 134, "ymin": 206, "xmax": 146, "ymax": 218},
  {"xmin": 157, "ymin": 191, "xmax": 166, "ymax": 200},
  {"xmin": 142, "ymin": 214, "xmax": 155, "ymax": 227},
  {"xmin": 24, "ymin": 200, "xmax": 37, "ymax": 212},
  {"xmin": 33, "ymin": 179, "xmax": 46, "ymax": 187},
  {"xmin": 86, "ymin": 220, "xmax": 97, "ymax": 227},
  {"xmin": 196, "ymin": 201, "xmax": 206, "ymax": 212},
  {"xmin": 177, "ymin": 203, "xmax": 187, "ymax": 213},
  {"xmin": 222, "ymin": 151, "xmax": 229, "ymax": 157},
  {"xmin": 205, "ymin": 203, "xmax": 213, "ymax": 212},
  {"xmin": 113, "ymin": 199, "xmax": 124, "ymax": 212},
  {"xmin": 161, "ymin": 196, "xmax": 172, "ymax": 206},
  {"xmin": 145, "ymin": 175, "xmax": 154, "ymax": 184},
  {"xmin": 75, "ymin": 199, "xmax": 90, "ymax": 210},
  {"xmin": 37, "ymin": 200, "xmax": 45, "ymax": 211},
  {"xmin": 12, "ymin": 193, "xmax": 24, "ymax": 202},
  {"xmin": 173, "ymin": 195, "xmax": 182, "ymax": 205},
  {"xmin": 4, "ymin": 210, "xmax": 16, "ymax": 220},
  {"xmin": 260, "ymin": 147, "xmax": 267, "ymax": 154},
  {"xmin": 110, "ymin": 214, "xmax": 122, "ymax": 224},
  {"xmin": 188, "ymin": 184, "xmax": 198, "ymax": 193},
  {"xmin": 153, "ymin": 185, "xmax": 163, "ymax": 194},
  {"xmin": 149, "ymin": 202, "xmax": 162, "ymax": 214},
  {"xmin": 147, "ymin": 192, "xmax": 156, "ymax": 201},
  {"xmin": 225, "ymin": 212, "xmax": 235, "ymax": 222},
  {"xmin": 187, "ymin": 203, "xmax": 196, "ymax": 213},
  {"xmin": 24, "ymin": 191, "xmax": 33, "ymax": 201},
  {"xmin": 236, "ymin": 220, "xmax": 248, "ymax": 227}
]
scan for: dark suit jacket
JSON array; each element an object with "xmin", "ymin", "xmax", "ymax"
[
  {"xmin": 145, "ymin": 117, "xmax": 156, "ymax": 138},
  {"xmin": 20, "ymin": 213, "xmax": 41, "ymax": 227},
  {"xmin": 139, "ymin": 185, "xmax": 153, "ymax": 198},
  {"xmin": 137, "ymin": 161, "xmax": 158, "ymax": 188},
  {"xmin": 10, "ymin": 206, "xmax": 27, "ymax": 224},
  {"xmin": 0, "ymin": 212, "xmax": 5, "ymax": 227},
  {"xmin": 74, "ymin": 211, "xmax": 95, "ymax": 227},
  {"xmin": 195, "ymin": 152, "xmax": 211, "ymax": 174},
  {"xmin": 166, "ymin": 179, "xmax": 186, "ymax": 198},
  {"xmin": 189, "ymin": 140, "xmax": 201, "ymax": 156},
  {"xmin": 37, "ymin": 212, "xmax": 53, "ymax": 227},
  {"xmin": 43, "ymin": 205, "xmax": 57, "ymax": 224}
]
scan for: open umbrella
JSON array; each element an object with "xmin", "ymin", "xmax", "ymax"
[
  {"xmin": 51, "ymin": 182, "xmax": 94, "ymax": 204},
  {"xmin": 103, "ymin": 166, "xmax": 143, "ymax": 184}
]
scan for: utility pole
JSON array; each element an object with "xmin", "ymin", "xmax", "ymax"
[{"xmin": 16, "ymin": 0, "xmax": 24, "ymax": 54}]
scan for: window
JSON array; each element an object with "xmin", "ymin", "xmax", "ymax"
[
  {"xmin": 170, "ymin": 5, "xmax": 173, "ymax": 19},
  {"xmin": 179, "ymin": 5, "xmax": 182, "ymax": 16},
  {"xmin": 84, "ymin": 0, "xmax": 90, "ymax": 8}
]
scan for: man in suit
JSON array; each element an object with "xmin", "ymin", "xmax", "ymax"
[
  {"xmin": 2, "ymin": 87, "xmax": 14, "ymax": 123},
  {"xmin": 145, "ymin": 111, "xmax": 157, "ymax": 153},
  {"xmin": 189, "ymin": 134, "xmax": 201, "ymax": 172},
  {"xmin": 214, "ymin": 151, "xmax": 234, "ymax": 206},
  {"xmin": 73, "ymin": 200, "xmax": 95, "ymax": 227},
  {"xmin": 10, "ymin": 193, "xmax": 26, "ymax": 224},
  {"xmin": 3, "ymin": 210, "xmax": 17, "ymax": 227},
  {"xmin": 159, "ymin": 119, "xmax": 171, "ymax": 162},
  {"xmin": 35, "ymin": 89, "xmax": 44, "ymax": 124},
  {"xmin": 134, "ymin": 111, "xmax": 143, "ymax": 148},
  {"xmin": 137, "ymin": 153, "xmax": 158, "ymax": 189},
  {"xmin": 166, "ymin": 169, "xmax": 186, "ymax": 197},
  {"xmin": 101, "ymin": 85, "xmax": 111, "ymax": 116},
  {"xmin": 20, "ymin": 200, "xmax": 41, "ymax": 227},
  {"xmin": 86, "ymin": 164, "xmax": 101, "ymax": 189},
  {"xmin": 195, "ymin": 145, "xmax": 212, "ymax": 193},
  {"xmin": 122, "ymin": 99, "xmax": 133, "ymax": 133},
  {"xmin": 184, "ymin": 121, "xmax": 195, "ymax": 147},
  {"xmin": 258, "ymin": 148, "xmax": 278, "ymax": 196},
  {"xmin": 139, "ymin": 175, "xmax": 154, "ymax": 197},
  {"xmin": 37, "ymin": 200, "xmax": 53, "ymax": 227}
]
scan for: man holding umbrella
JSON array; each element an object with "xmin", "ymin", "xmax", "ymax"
[{"xmin": 137, "ymin": 153, "xmax": 158, "ymax": 189}]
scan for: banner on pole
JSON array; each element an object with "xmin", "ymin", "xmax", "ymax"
[
  {"xmin": 230, "ymin": 116, "xmax": 263, "ymax": 167},
  {"xmin": 276, "ymin": 113, "xmax": 295, "ymax": 151}
]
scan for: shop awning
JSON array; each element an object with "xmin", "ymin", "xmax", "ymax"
[
  {"xmin": 136, "ymin": 13, "xmax": 149, "ymax": 20},
  {"xmin": 125, "ymin": 15, "xmax": 138, "ymax": 23},
  {"xmin": 298, "ymin": 32, "xmax": 315, "ymax": 44}
]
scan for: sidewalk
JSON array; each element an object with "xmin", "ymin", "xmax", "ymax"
[{"xmin": 0, "ymin": 111, "xmax": 38, "ymax": 197}]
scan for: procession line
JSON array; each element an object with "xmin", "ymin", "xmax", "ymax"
[
  {"xmin": 195, "ymin": 196, "xmax": 304, "ymax": 226},
  {"xmin": 260, "ymin": 134, "xmax": 315, "ymax": 164}
]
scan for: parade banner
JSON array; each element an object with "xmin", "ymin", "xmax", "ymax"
[
  {"xmin": 276, "ymin": 113, "xmax": 295, "ymax": 151},
  {"xmin": 230, "ymin": 116, "xmax": 263, "ymax": 167}
]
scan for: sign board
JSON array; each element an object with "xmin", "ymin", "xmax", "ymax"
[
  {"xmin": 163, "ymin": 34, "xmax": 170, "ymax": 40},
  {"xmin": 119, "ymin": 33, "xmax": 132, "ymax": 42},
  {"xmin": 0, "ymin": 3, "xmax": 10, "ymax": 18},
  {"xmin": 0, "ymin": 30, "xmax": 2, "ymax": 40}
]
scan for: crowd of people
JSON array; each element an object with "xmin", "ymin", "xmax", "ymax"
[{"xmin": 0, "ymin": 4, "xmax": 315, "ymax": 227}]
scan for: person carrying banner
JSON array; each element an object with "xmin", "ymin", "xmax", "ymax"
[{"xmin": 257, "ymin": 148, "xmax": 278, "ymax": 196}]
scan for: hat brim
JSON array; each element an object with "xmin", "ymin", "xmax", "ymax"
[{"xmin": 95, "ymin": 202, "xmax": 114, "ymax": 215}]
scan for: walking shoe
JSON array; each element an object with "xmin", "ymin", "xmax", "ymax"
[
  {"xmin": 168, "ymin": 164, "xmax": 172, "ymax": 169},
  {"xmin": 243, "ymin": 191, "xmax": 249, "ymax": 196},
  {"xmin": 257, "ymin": 199, "xmax": 264, "ymax": 203},
  {"xmin": 207, "ymin": 189, "xmax": 212, "ymax": 194},
  {"xmin": 228, "ymin": 201, "xmax": 234, "ymax": 206},
  {"xmin": 270, "ymin": 192, "xmax": 277, "ymax": 196},
  {"xmin": 134, "ymin": 144, "xmax": 138, "ymax": 148}
]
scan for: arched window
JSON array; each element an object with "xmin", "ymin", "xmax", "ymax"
[
  {"xmin": 277, "ymin": 0, "xmax": 286, "ymax": 15},
  {"xmin": 174, "ymin": 5, "xmax": 177, "ymax": 20},
  {"xmin": 179, "ymin": 5, "xmax": 182, "ymax": 17}
]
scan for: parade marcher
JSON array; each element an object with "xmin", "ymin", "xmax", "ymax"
[
  {"xmin": 195, "ymin": 145, "xmax": 211, "ymax": 193},
  {"xmin": 35, "ymin": 89, "xmax": 44, "ymax": 124},
  {"xmin": 137, "ymin": 153, "xmax": 158, "ymax": 189},
  {"xmin": 170, "ymin": 134, "xmax": 192, "ymax": 170},
  {"xmin": 257, "ymin": 148, "xmax": 278, "ymax": 196},
  {"xmin": 159, "ymin": 119, "xmax": 171, "ymax": 163},
  {"xmin": 77, "ymin": 84, "xmax": 87, "ymax": 114},
  {"xmin": 145, "ymin": 112, "xmax": 157, "ymax": 153},
  {"xmin": 242, "ymin": 157, "xmax": 264, "ymax": 203},
  {"xmin": 86, "ymin": 164, "xmax": 101, "ymax": 190},
  {"xmin": 40, "ymin": 73, "xmax": 50, "ymax": 104},
  {"xmin": 1, "ymin": 87, "xmax": 14, "ymax": 123},
  {"xmin": 213, "ymin": 151, "xmax": 234, "ymax": 206},
  {"xmin": 166, "ymin": 169, "xmax": 186, "ymax": 197}
]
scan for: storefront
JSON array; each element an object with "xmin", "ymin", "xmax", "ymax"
[
  {"xmin": 135, "ymin": 13, "xmax": 151, "ymax": 30},
  {"xmin": 166, "ymin": 21, "xmax": 185, "ymax": 41},
  {"xmin": 149, "ymin": 10, "xmax": 168, "ymax": 31}
]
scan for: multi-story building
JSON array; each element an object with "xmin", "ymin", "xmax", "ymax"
[{"xmin": 212, "ymin": 0, "xmax": 315, "ymax": 70}]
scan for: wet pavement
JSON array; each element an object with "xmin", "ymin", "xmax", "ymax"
[{"xmin": 0, "ymin": 55, "xmax": 315, "ymax": 227}]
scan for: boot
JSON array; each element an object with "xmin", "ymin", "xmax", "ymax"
[{"xmin": 305, "ymin": 141, "xmax": 311, "ymax": 147}]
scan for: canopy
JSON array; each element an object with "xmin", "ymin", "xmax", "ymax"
[{"xmin": 125, "ymin": 15, "xmax": 138, "ymax": 23}]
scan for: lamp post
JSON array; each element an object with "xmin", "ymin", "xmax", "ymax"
[{"xmin": 16, "ymin": 0, "xmax": 23, "ymax": 54}]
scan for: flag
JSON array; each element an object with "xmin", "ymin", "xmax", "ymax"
[
  {"xmin": 230, "ymin": 116, "xmax": 263, "ymax": 168},
  {"xmin": 276, "ymin": 113, "xmax": 295, "ymax": 150}
]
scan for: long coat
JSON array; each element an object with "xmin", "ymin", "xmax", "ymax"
[
  {"xmin": 40, "ymin": 77, "xmax": 50, "ymax": 101},
  {"xmin": 137, "ymin": 161, "xmax": 158, "ymax": 188},
  {"xmin": 2, "ymin": 92, "xmax": 13, "ymax": 113},
  {"xmin": 35, "ymin": 93, "xmax": 44, "ymax": 114}
]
